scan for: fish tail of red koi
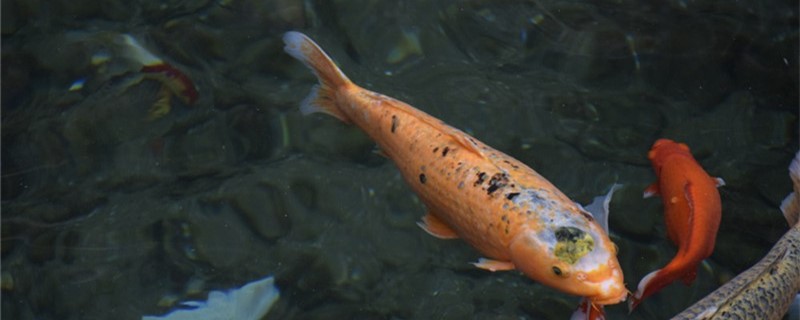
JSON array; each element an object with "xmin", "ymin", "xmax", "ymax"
[
  {"xmin": 629, "ymin": 259, "xmax": 699, "ymax": 311},
  {"xmin": 283, "ymin": 31, "xmax": 353, "ymax": 123}
]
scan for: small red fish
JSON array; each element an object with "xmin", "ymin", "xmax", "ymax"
[
  {"xmin": 629, "ymin": 139, "xmax": 724, "ymax": 311},
  {"xmin": 119, "ymin": 34, "xmax": 199, "ymax": 105}
]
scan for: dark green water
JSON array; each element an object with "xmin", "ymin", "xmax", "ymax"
[{"xmin": 2, "ymin": 1, "xmax": 798, "ymax": 319}]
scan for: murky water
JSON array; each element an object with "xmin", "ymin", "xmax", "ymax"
[{"xmin": 2, "ymin": 1, "xmax": 798, "ymax": 319}]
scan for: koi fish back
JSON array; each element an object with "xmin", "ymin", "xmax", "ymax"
[{"xmin": 283, "ymin": 31, "xmax": 353, "ymax": 123}]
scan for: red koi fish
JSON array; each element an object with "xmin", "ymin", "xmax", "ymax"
[{"xmin": 629, "ymin": 139, "xmax": 725, "ymax": 311}]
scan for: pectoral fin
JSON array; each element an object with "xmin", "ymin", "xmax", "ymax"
[
  {"xmin": 643, "ymin": 183, "xmax": 660, "ymax": 198},
  {"xmin": 472, "ymin": 258, "xmax": 516, "ymax": 272},
  {"xmin": 417, "ymin": 213, "xmax": 458, "ymax": 239},
  {"xmin": 583, "ymin": 184, "xmax": 621, "ymax": 233}
]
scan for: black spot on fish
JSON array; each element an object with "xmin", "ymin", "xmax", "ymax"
[
  {"xmin": 506, "ymin": 192, "xmax": 520, "ymax": 200},
  {"xmin": 391, "ymin": 115, "xmax": 398, "ymax": 133},
  {"xmin": 419, "ymin": 174, "xmax": 427, "ymax": 184},
  {"xmin": 442, "ymin": 147, "xmax": 450, "ymax": 157},
  {"xmin": 433, "ymin": 147, "xmax": 439, "ymax": 153},
  {"xmin": 487, "ymin": 173, "xmax": 509, "ymax": 195},
  {"xmin": 474, "ymin": 172, "xmax": 488, "ymax": 186},
  {"xmin": 503, "ymin": 159, "xmax": 520, "ymax": 170},
  {"xmin": 579, "ymin": 210, "xmax": 594, "ymax": 221},
  {"xmin": 555, "ymin": 227, "xmax": 586, "ymax": 243}
]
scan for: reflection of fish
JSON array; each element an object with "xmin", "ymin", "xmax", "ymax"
[
  {"xmin": 630, "ymin": 139, "xmax": 725, "ymax": 310},
  {"xmin": 283, "ymin": 31, "xmax": 626, "ymax": 305},
  {"xmin": 672, "ymin": 151, "xmax": 800, "ymax": 320}
]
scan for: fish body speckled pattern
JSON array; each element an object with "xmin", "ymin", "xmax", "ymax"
[
  {"xmin": 672, "ymin": 222, "xmax": 800, "ymax": 320},
  {"xmin": 283, "ymin": 31, "xmax": 626, "ymax": 306},
  {"xmin": 672, "ymin": 152, "xmax": 800, "ymax": 320}
]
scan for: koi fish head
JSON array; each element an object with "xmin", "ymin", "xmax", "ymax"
[
  {"xmin": 647, "ymin": 139, "xmax": 691, "ymax": 174},
  {"xmin": 509, "ymin": 224, "xmax": 626, "ymax": 305}
]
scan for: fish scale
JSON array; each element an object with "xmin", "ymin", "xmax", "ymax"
[
  {"xmin": 672, "ymin": 222, "xmax": 800, "ymax": 320},
  {"xmin": 283, "ymin": 31, "xmax": 626, "ymax": 306}
]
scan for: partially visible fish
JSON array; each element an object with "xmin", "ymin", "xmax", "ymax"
[
  {"xmin": 118, "ymin": 34, "xmax": 199, "ymax": 105},
  {"xmin": 117, "ymin": 34, "xmax": 199, "ymax": 119},
  {"xmin": 671, "ymin": 151, "xmax": 800, "ymax": 320},
  {"xmin": 283, "ymin": 31, "xmax": 627, "ymax": 305},
  {"xmin": 630, "ymin": 139, "xmax": 725, "ymax": 310}
]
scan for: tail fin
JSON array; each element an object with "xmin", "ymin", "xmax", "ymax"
[
  {"xmin": 283, "ymin": 31, "xmax": 352, "ymax": 122},
  {"xmin": 628, "ymin": 258, "xmax": 700, "ymax": 312}
]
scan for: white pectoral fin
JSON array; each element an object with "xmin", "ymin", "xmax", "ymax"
[
  {"xmin": 714, "ymin": 177, "xmax": 725, "ymax": 187},
  {"xmin": 472, "ymin": 258, "xmax": 516, "ymax": 272},
  {"xmin": 583, "ymin": 184, "xmax": 621, "ymax": 233},
  {"xmin": 781, "ymin": 192, "xmax": 799, "ymax": 226}
]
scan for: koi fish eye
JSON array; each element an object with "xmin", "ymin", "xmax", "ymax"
[
  {"xmin": 553, "ymin": 226, "xmax": 594, "ymax": 264},
  {"xmin": 551, "ymin": 262, "xmax": 571, "ymax": 278}
]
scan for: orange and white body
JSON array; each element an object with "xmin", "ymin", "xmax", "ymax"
[
  {"xmin": 283, "ymin": 31, "xmax": 626, "ymax": 305},
  {"xmin": 629, "ymin": 139, "xmax": 725, "ymax": 310}
]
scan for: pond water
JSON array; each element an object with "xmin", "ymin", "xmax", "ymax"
[{"xmin": 2, "ymin": 0, "xmax": 798, "ymax": 319}]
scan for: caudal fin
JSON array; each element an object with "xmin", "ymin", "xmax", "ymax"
[
  {"xmin": 283, "ymin": 31, "xmax": 353, "ymax": 122},
  {"xmin": 628, "ymin": 259, "xmax": 700, "ymax": 312}
]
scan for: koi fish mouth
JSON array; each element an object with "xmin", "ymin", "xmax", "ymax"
[
  {"xmin": 589, "ymin": 285, "xmax": 628, "ymax": 305},
  {"xmin": 584, "ymin": 267, "xmax": 627, "ymax": 305}
]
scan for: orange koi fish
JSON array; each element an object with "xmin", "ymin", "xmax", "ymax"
[
  {"xmin": 629, "ymin": 139, "xmax": 725, "ymax": 311},
  {"xmin": 284, "ymin": 31, "xmax": 626, "ymax": 305}
]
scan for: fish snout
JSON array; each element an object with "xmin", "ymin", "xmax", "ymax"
[
  {"xmin": 509, "ymin": 232, "xmax": 627, "ymax": 304},
  {"xmin": 583, "ymin": 257, "xmax": 627, "ymax": 305}
]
